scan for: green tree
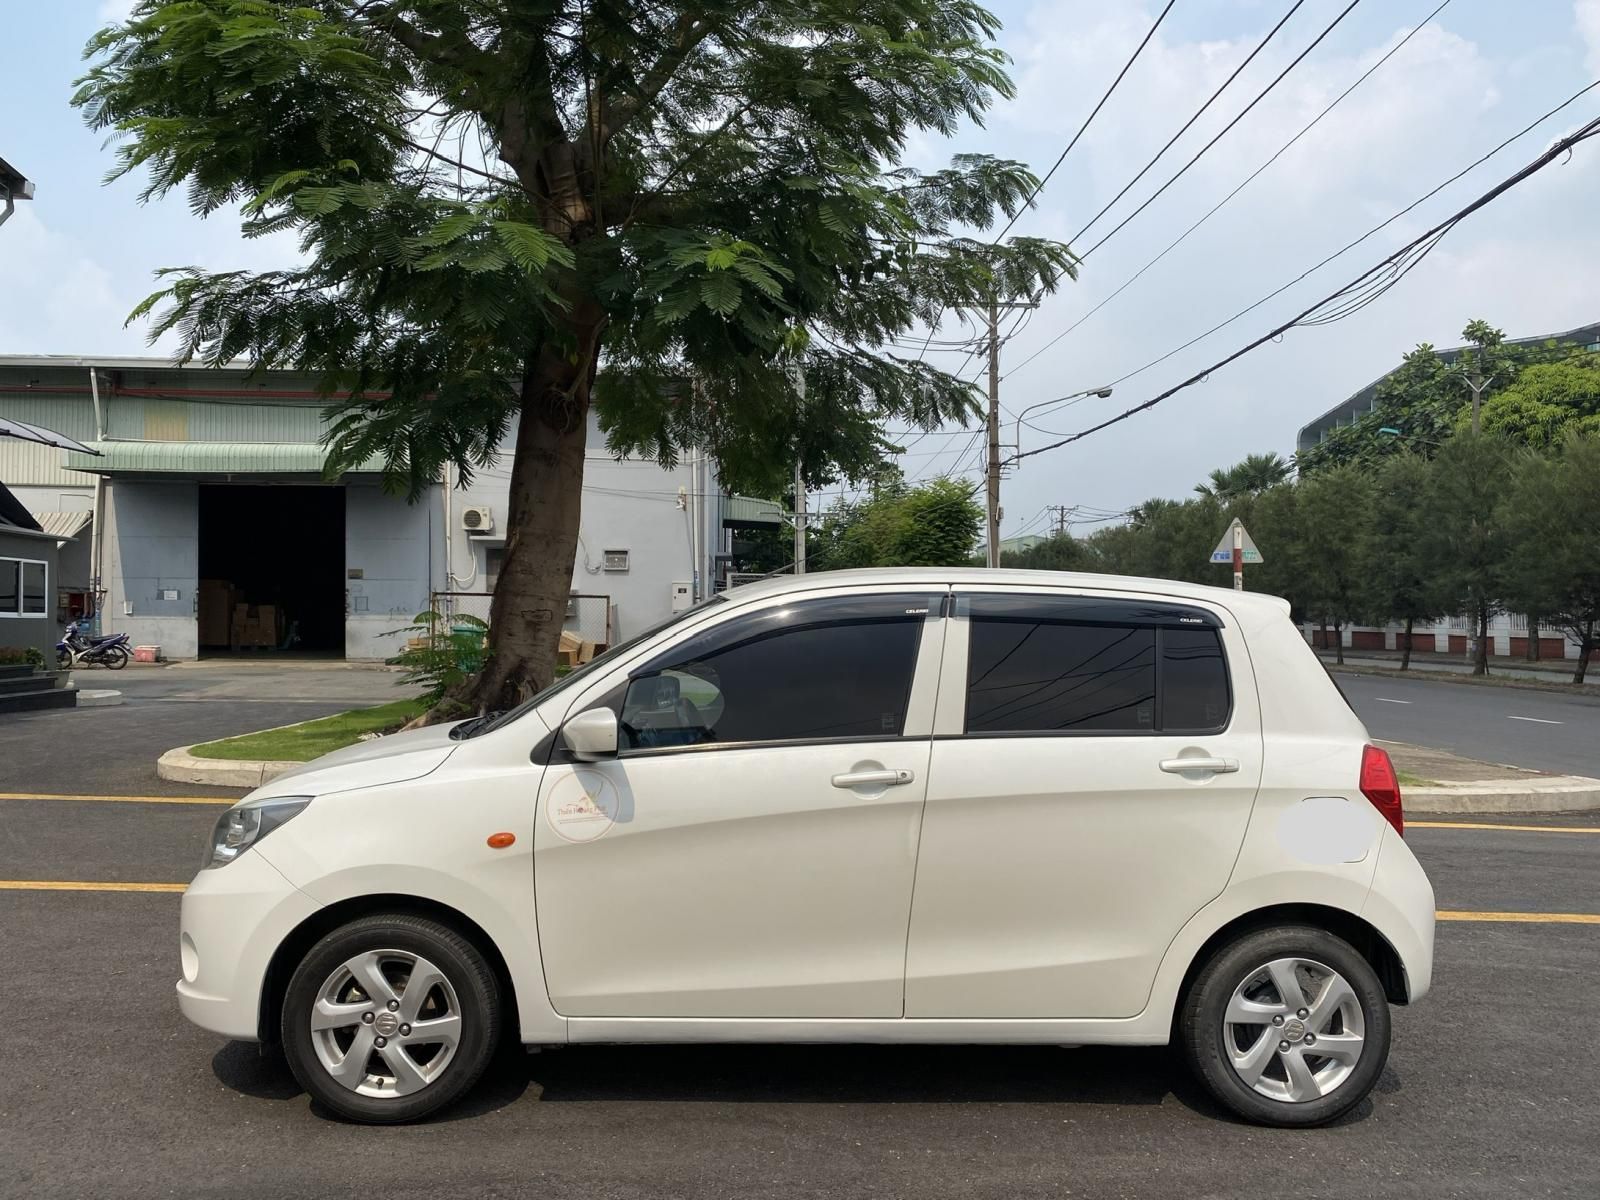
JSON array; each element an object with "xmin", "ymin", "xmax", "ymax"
[
  {"xmin": 79, "ymin": 0, "xmax": 1074, "ymax": 710},
  {"xmin": 1193, "ymin": 452, "xmax": 1292, "ymax": 500},
  {"xmin": 1365, "ymin": 454, "xmax": 1446, "ymax": 669},
  {"xmin": 1291, "ymin": 465, "xmax": 1374, "ymax": 664},
  {"xmin": 815, "ymin": 478, "xmax": 981, "ymax": 569},
  {"xmin": 999, "ymin": 531, "xmax": 1092, "ymax": 571},
  {"xmin": 1501, "ymin": 435, "xmax": 1600, "ymax": 683},
  {"xmin": 1297, "ymin": 343, "xmax": 1456, "ymax": 472},
  {"xmin": 1474, "ymin": 357, "xmax": 1600, "ymax": 448},
  {"xmin": 1425, "ymin": 433, "xmax": 1515, "ymax": 675}
]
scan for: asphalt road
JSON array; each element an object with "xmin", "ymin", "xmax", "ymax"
[
  {"xmin": 3, "ymin": 690, "xmax": 1600, "ymax": 1198},
  {"xmin": 1338, "ymin": 672, "xmax": 1600, "ymax": 778},
  {"xmin": 0, "ymin": 663, "xmax": 412, "ymax": 798}
]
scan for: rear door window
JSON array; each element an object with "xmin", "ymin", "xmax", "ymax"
[{"xmin": 961, "ymin": 595, "xmax": 1230, "ymax": 735}]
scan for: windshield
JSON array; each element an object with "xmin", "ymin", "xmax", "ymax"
[{"xmin": 470, "ymin": 595, "xmax": 727, "ymax": 736}]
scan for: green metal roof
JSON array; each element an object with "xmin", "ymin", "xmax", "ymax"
[
  {"xmin": 723, "ymin": 494, "xmax": 785, "ymax": 527},
  {"xmin": 65, "ymin": 441, "xmax": 389, "ymax": 476}
]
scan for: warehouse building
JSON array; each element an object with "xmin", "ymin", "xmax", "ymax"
[{"xmin": 0, "ymin": 355, "xmax": 781, "ymax": 661}]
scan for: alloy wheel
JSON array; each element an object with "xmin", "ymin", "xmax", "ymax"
[
  {"xmin": 1222, "ymin": 956, "xmax": 1366, "ymax": 1103},
  {"xmin": 309, "ymin": 948, "xmax": 463, "ymax": 1099}
]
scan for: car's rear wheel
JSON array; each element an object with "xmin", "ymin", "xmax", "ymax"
[
  {"xmin": 1179, "ymin": 925, "xmax": 1391, "ymax": 1127},
  {"xmin": 281, "ymin": 914, "xmax": 501, "ymax": 1123}
]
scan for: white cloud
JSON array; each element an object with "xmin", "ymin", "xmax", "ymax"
[
  {"xmin": 96, "ymin": 1, "xmax": 137, "ymax": 23},
  {"xmin": 1578, "ymin": 0, "xmax": 1600, "ymax": 76},
  {"xmin": 0, "ymin": 206, "xmax": 168, "ymax": 355}
]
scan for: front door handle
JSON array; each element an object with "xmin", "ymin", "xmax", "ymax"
[
  {"xmin": 1159, "ymin": 756, "xmax": 1239, "ymax": 774},
  {"xmin": 831, "ymin": 768, "xmax": 915, "ymax": 789}
]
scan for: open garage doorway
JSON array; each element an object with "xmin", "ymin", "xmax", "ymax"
[{"xmin": 198, "ymin": 484, "xmax": 346, "ymax": 657}]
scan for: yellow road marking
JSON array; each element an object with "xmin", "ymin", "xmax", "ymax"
[
  {"xmin": 0, "ymin": 791, "xmax": 231, "ymax": 806},
  {"xmin": 1437, "ymin": 910, "xmax": 1600, "ymax": 925},
  {"xmin": 1410, "ymin": 820, "xmax": 1600, "ymax": 834},
  {"xmin": 0, "ymin": 880, "xmax": 186, "ymax": 893}
]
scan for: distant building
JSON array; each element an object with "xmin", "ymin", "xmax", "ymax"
[
  {"xmin": 0, "ymin": 356, "xmax": 777, "ymax": 661},
  {"xmin": 1295, "ymin": 320, "xmax": 1600, "ymax": 453},
  {"xmin": 976, "ymin": 533, "xmax": 1052, "ymax": 559}
]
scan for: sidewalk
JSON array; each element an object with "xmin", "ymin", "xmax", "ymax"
[
  {"xmin": 1318, "ymin": 649, "xmax": 1594, "ymax": 687},
  {"xmin": 1383, "ymin": 740, "xmax": 1600, "ymax": 814}
]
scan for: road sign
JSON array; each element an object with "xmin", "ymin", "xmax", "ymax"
[{"xmin": 1209, "ymin": 518, "xmax": 1263, "ymax": 564}]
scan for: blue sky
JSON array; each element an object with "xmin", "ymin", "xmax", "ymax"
[{"xmin": 5, "ymin": 1, "xmax": 1600, "ymax": 536}]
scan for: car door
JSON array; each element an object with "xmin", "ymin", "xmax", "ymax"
[
  {"xmin": 904, "ymin": 589, "xmax": 1263, "ymax": 1019},
  {"xmin": 534, "ymin": 590, "xmax": 946, "ymax": 1019}
]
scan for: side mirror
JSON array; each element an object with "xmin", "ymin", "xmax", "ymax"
[{"xmin": 562, "ymin": 707, "xmax": 619, "ymax": 761}]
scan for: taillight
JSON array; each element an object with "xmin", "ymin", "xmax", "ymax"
[{"xmin": 1360, "ymin": 744, "xmax": 1404, "ymax": 837}]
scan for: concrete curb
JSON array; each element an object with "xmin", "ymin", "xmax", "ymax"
[
  {"xmin": 157, "ymin": 745, "xmax": 301, "ymax": 788},
  {"xmin": 1404, "ymin": 776, "xmax": 1600, "ymax": 814},
  {"xmin": 76, "ymin": 689, "xmax": 123, "ymax": 708}
]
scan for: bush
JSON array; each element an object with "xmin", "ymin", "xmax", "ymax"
[
  {"xmin": 0, "ymin": 646, "xmax": 46, "ymax": 669},
  {"xmin": 384, "ymin": 611, "xmax": 490, "ymax": 706}
]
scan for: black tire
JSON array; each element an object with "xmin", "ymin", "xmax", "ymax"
[
  {"xmin": 105, "ymin": 646, "xmax": 130, "ymax": 670},
  {"xmin": 1179, "ymin": 925, "xmax": 1391, "ymax": 1127},
  {"xmin": 280, "ymin": 914, "xmax": 501, "ymax": 1124},
  {"xmin": 56, "ymin": 648, "xmax": 70, "ymax": 671}
]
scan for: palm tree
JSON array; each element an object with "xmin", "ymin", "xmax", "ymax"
[{"xmin": 1195, "ymin": 452, "xmax": 1293, "ymax": 500}]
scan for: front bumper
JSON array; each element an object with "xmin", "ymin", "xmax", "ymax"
[{"xmin": 176, "ymin": 849, "xmax": 320, "ymax": 1041}]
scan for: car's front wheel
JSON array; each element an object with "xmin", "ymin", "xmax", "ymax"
[
  {"xmin": 281, "ymin": 914, "xmax": 501, "ymax": 1123},
  {"xmin": 1179, "ymin": 925, "xmax": 1391, "ymax": 1127}
]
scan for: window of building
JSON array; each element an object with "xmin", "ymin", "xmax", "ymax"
[
  {"xmin": 617, "ymin": 594, "xmax": 932, "ymax": 751},
  {"xmin": 962, "ymin": 595, "xmax": 1229, "ymax": 735},
  {"xmin": 484, "ymin": 546, "xmax": 504, "ymax": 591},
  {"xmin": 0, "ymin": 557, "xmax": 47, "ymax": 618}
]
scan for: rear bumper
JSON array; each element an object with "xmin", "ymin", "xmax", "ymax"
[
  {"xmin": 1362, "ymin": 824, "xmax": 1435, "ymax": 1002},
  {"xmin": 176, "ymin": 849, "xmax": 320, "ymax": 1041}
]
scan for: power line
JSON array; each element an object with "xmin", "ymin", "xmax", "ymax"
[
  {"xmin": 1014, "ymin": 106, "xmax": 1600, "ymax": 461},
  {"xmin": 910, "ymin": 0, "xmax": 1178, "ymax": 364},
  {"xmin": 992, "ymin": 0, "xmax": 1365, "ymax": 382},
  {"xmin": 1069, "ymin": 0, "xmax": 1309, "ymax": 247},
  {"xmin": 1016, "ymin": 75, "xmax": 1600, "ymax": 435},
  {"xmin": 1078, "ymin": 0, "xmax": 1365, "ymax": 259},
  {"xmin": 1006, "ymin": 0, "xmax": 1453, "ymax": 385}
]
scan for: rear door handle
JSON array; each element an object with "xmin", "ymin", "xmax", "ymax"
[
  {"xmin": 1159, "ymin": 756, "xmax": 1239, "ymax": 774},
  {"xmin": 831, "ymin": 768, "xmax": 915, "ymax": 789}
]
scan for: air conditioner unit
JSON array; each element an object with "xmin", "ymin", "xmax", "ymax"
[
  {"xmin": 602, "ymin": 549, "xmax": 630, "ymax": 572},
  {"xmin": 461, "ymin": 505, "xmax": 494, "ymax": 534}
]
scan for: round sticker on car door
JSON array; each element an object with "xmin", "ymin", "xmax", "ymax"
[{"xmin": 546, "ymin": 769, "xmax": 620, "ymax": 843}]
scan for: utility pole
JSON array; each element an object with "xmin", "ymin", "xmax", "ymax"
[
  {"xmin": 1462, "ymin": 371, "xmax": 1494, "ymax": 434},
  {"xmin": 793, "ymin": 458, "xmax": 807, "ymax": 575},
  {"xmin": 984, "ymin": 296, "xmax": 1038, "ymax": 568},
  {"xmin": 1047, "ymin": 504, "xmax": 1072, "ymax": 537}
]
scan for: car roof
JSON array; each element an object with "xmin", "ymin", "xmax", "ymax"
[{"xmin": 722, "ymin": 567, "xmax": 1290, "ymax": 615}]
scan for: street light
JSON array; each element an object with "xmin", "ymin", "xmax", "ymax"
[
  {"xmin": 1377, "ymin": 426, "xmax": 1443, "ymax": 448},
  {"xmin": 1011, "ymin": 386, "xmax": 1113, "ymax": 462}
]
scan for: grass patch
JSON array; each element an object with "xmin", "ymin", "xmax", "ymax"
[
  {"xmin": 1396, "ymin": 771, "xmax": 1436, "ymax": 788},
  {"xmin": 190, "ymin": 698, "xmax": 428, "ymax": 762}
]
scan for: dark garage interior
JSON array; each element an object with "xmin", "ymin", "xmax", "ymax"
[{"xmin": 197, "ymin": 484, "xmax": 346, "ymax": 655}]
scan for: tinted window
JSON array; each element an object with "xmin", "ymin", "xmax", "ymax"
[
  {"xmin": 966, "ymin": 619, "xmax": 1156, "ymax": 733},
  {"xmin": 619, "ymin": 595, "xmax": 931, "ymax": 751},
  {"xmin": 1161, "ymin": 627, "xmax": 1230, "ymax": 731},
  {"xmin": 0, "ymin": 561, "xmax": 18, "ymax": 615}
]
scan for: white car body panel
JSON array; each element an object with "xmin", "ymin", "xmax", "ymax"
[{"xmin": 174, "ymin": 567, "xmax": 1434, "ymax": 1055}]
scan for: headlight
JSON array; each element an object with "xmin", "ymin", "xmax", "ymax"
[{"xmin": 204, "ymin": 795, "xmax": 313, "ymax": 870}]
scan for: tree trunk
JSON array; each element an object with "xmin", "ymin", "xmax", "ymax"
[
  {"xmin": 456, "ymin": 343, "xmax": 594, "ymax": 714},
  {"xmin": 1319, "ymin": 618, "xmax": 1330, "ymax": 657},
  {"xmin": 1400, "ymin": 616, "xmax": 1414, "ymax": 671},
  {"xmin": 1473, "ymin": 604, "xmax": 1490, "ymax": 676},
  {"xmin": 1333, "ymin": 617, "xmax": 1345, "ymax": 666},
  {"xmin": 1575, "ymin": 620, "xmax": 1595, "ymax": 686},
  {"xmin": 1527, "ymin": 615, "xmax": 1539, "ymax": 661}
]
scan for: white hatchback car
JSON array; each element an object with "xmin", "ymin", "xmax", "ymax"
[{"xmin": 180, "ymin": 569, "xmax": 1433, "ymax": 1126}]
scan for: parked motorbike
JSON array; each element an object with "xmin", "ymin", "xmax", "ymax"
[{"xmin": 56, "ymin": 622, "xmax": 131, "ymax": 671}]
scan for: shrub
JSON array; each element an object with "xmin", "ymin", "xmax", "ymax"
[{"xmin": 384, "ymin": 611, "xmax": 490, "ymax": 707}]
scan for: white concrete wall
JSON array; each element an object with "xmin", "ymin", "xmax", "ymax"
[
  {"xmin": 344, "ymin": 483, "xmax": 438, "ymax": 661},
  {"xmin": 444, "ymin": 412, "xmax": 699, "ymax": 644},
  {"xmin": 102, "ymin": 480, "xmax": 199, "ymax": 659}
]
